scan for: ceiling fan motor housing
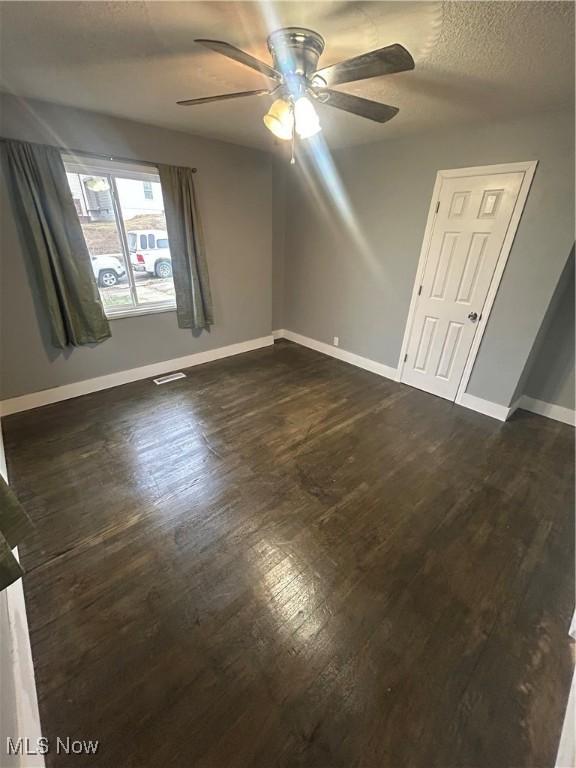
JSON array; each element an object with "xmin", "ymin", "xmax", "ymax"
[{"xmin": 267, "ymin": 27, "xmax": 325, "ymax": 83}]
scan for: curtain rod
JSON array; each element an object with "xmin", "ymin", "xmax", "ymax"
[{"xmin": 0, "ymin": 137, "xmax": 198, "ymax": 172}]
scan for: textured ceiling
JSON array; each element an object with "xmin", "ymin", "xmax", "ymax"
[{"xmin": 0, "ymin": 1, "xmax": 574, "ymax": 150}]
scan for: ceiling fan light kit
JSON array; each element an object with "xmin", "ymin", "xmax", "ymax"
[
  {"xmin": 263, "ymin": 95, "xmax": 321, "ymax": 142},
  {"xmin": 177, "ymin": 27, "xmax": 415, "ymax": 161},
  {"xmin": 293, "ymin": 97, "xmax": 322, "ymax": 139},
  {"xmin": 263, "ymin": 98, "xmax": 294, "ymax": 140}
]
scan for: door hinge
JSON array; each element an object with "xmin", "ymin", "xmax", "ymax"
[
  {"xmin": 435, "ymin": 201, "xmax": 440, "ymax": 213},
  {"xmin": 404, "ymin": 353, "xmax": 408, "ymax": 363},
  {"xmin": 418, "ymin": 285, "xmax": 422, "ymax": 296}
]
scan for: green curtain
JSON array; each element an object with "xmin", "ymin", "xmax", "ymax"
[
  {"xmin": 2, "ymin": 139, "xmax": 111, "ymax": 348},
  {"xmin": 0, "ymin": 476, "xmax": 33, "ymax": 591},
  {"xmin": 158, "ymin": 164, "xmax": 213, "ymax": 329}
]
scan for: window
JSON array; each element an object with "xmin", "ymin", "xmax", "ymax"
[{"xmin": 64, "ymin": 157, "xmax": 176, "ymax": 318}]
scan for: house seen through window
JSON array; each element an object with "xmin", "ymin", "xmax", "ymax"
[{"xmin": 65, "ymin": 157, "xmax": 176, "ymax": 318}]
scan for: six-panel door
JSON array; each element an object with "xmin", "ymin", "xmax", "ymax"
[{"xmin": 401, "ymin": 171, "xmax": 524, "ymax": 401}]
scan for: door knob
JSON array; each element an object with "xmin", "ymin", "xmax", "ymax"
[{"xmin": 467, "ymin": 312, "xmax": 478, "ymax": 322}]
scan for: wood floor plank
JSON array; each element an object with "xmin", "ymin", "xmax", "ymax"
[{"xmin": 3, "ymin": 340, "xmax": 574, "ymax": 768}]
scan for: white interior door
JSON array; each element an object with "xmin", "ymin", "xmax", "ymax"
[{"xmin": 400, "ymin": 170, "xmax": 525, "ymax": 401}]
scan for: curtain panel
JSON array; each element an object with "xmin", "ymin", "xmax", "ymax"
[
  {"xmin": 0, "ymin": 476, "xmax": 33, "ymax": 592},
  {"xmin": 158, "ymin": 164, "xmax": 213, "ymax": 330},
  {"xmin": 2, "ymin": 139, "xmax": 111, "ymax": 348}
]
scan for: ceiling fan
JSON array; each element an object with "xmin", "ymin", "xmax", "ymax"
[{"xmin": 177, "ymin": 27, "xmax": 415, "ymax": 158}]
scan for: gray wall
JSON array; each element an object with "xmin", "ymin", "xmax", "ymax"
[
  {"xmin": 272, "ymin": 156, "xmax": 287, "ymax": 330},
  {"xmin": 281, "ymin": 110, "xmax": 574, "ymax": 407},
  {"xmin": 2, "ymin": 95, "xmax": 573, "ymax": 410},
  {"xmin": 521, "ymin": 251, "xmax": 575, "ymax": 410},
  {"xmin": 0, "ymin": 94, "xmax": 272, "ymax": 400}
]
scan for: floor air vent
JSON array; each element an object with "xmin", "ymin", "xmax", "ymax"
[{"xmin": 153, "ymin": 372, "xmax": 186, "ymax": 385}]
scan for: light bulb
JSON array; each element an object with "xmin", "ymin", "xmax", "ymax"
[
  {"xmin": 263, "ymin": 99, "xmax": 294, "ymax": 141},
  {"xmin": 294, "ymin": 97, "xmax": 321, "ymax": 139},
  {"xmin": 85, "ymin": 177, "xmax": 110, "ymax": 192}
]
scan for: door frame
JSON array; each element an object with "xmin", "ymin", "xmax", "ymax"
[{"xmin": 396, "ymin": 160, "xmax": 538, "ymax": 406}]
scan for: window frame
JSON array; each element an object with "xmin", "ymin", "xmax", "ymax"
[{"xmin": 63, "ymin": 154, "xmax": 176, "ymax": 320}]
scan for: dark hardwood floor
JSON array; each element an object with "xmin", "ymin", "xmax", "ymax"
[{"xmin": 4, "ymin": 339, "xmax": 574, "ymax": 768}]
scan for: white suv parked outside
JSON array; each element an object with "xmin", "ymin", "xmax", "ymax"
[
  {"xmin": 91, "ymin": 254, "xmax": 126, "ymax": 287},
  {"xmin": 127, "ymin": 229, "xmax": 172, "ymax": 279}
]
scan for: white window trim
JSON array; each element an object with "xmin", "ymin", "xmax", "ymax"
[
  {"xmin": 106, "ymin": 303, "xmax": 176, "ymax": 321},
  {"xmin": 62, "ymin": 154, "xmax": 158, "ymax": 182},
  {"xmin": 63, "ymin": 153, "xmax": 177, "ymax": 320}
]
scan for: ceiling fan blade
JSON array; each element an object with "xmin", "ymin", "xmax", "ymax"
[
  {"xmin": 314, "ymin": 44, "xmax": 414, "ymax": 86},
  {"xmin": 317, "ymin": 89, "xmax": 399, "ymax": 123},
  {"xmin": 177, "ymin": 89, "xmax": 268, "ymax": 106},
  {"xmin": 195, "ymin": 39, "xmax": 281, "ymax": 80}
]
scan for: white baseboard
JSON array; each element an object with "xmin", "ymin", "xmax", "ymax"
[
  {"xmin": 457, "ymin": 392, "xmax": 512, "ymax": 422},
  {"xmin": 275, "ymin": 331, "xmax": 575, "ymax": 427},
  {"xmin": 518, "ymin": 396, "xmax": 575, "ymax": 427},
  {"xmin": 506, "ymin": 396, "xmax": 524, "ymax": 419},
  {"xmin": 0, "ymin": 335, "xmax": 274, "ymax": 417},
  {"xmin": 275, "ymin": 330, "xmax": 529, "ymax": 423},
  {"xmin": 273, "ymin": 329, "xmax": 397, "ymax": 381}
]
